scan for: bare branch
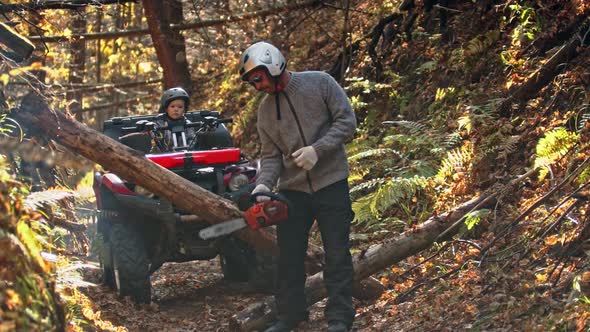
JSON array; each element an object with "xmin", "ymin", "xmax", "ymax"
[
  {"xmin": 27, "ymin": 0, "xmax": 321, "ymax": 43},
  {"xmin": 0, "ymin": 0, "xmax": 138, "ymax": 13}
]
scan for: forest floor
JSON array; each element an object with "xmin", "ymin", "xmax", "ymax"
[
  {"xmin": 62, "ymin": 199, "xmax": 590, "ymax": 332},
  {"xmin": 72, "ymin": 246, "xmax": 385, "ymax": 332}
]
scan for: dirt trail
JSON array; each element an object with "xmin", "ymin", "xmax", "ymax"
[{"xmin": 79, "ymin": 257, "xmax": 383, "ymax": 332}]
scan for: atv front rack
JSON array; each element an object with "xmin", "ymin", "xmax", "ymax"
[{"xmin": 146, "ymin": 148, "xmax": 241, "ymax": 169}]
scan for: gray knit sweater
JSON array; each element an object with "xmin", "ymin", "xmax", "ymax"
[{"xmin": 256, "ymin": 71, "xmax": 357, "ymax": 193}]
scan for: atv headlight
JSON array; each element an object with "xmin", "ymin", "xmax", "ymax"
[
  {"xmin": 228, "ymin": 174, "xmax": 249, "ymax": 191},
  {"xmin": 134, "ymin": 185, "xmax": 154, "ymax": 198}
]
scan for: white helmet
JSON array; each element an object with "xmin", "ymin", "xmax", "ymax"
[{"xmin": 238, "ymin": 41, "xmax": 286, "ymax": 81}]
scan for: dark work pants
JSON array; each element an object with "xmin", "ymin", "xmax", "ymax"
[{"xmin": 276, "ymin": 179, "xmax": 355, "ymax": 326}]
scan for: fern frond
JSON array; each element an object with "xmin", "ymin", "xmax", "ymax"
[
  {"xmin": 464, "ymin": 30, "xmax": 500, "ymax": 57},
  {"xmin": 436, "ymin": 144, "xmax": 473, "ymax": 181},
  {"xmin": 374, "ymin": 176, "xmax": 428, "ymax": 214},
  {"xmin": 348, "ymin": 148, "xmax": 402, "ymax": 162},
  {"xmin": 534, "ymin": 127, "xmax": 579, "ymax": 180},
  {"xmin": 496, "ymin": 135, "xmax": 521, "ymax": 161},
  {"xmin": 352, "ymin": 192, "xmax": 377, "ymax": 226},
  {"xmin": 352, "ymin": 176, "xmax": 428, "ymax": 226},
  {"xmin": 347, "ymin": 134, "xmax": 380, "ymax": 156},
  {"xmin": 575, "ymin": 104, "xmax": 590, "ymax": 132},
  {"xmin": 350, "ymin": 177, "xmax": 388, "ymax": 196},
  {"xmin": 466, "ymin": 99, "xmax": 502, "ymax": 116},
  {"xmin": 24, "ymin": 189, "xmax": 78, "ymax": 210},
  {"xmin": 0, "ymin": 116, "xmax": 24, "ymax": 141},
  {"xmin": 443, "ymin": 132, "xmax": 463, "ymax": 150},
  {"xmin": 576, "ymin": 167, "xmax": 590, "ymax": 185},
  {"xmin": 383, "ymin": 120, "xmax": 430, "ymax": 136},
  {"xmin": 16, "ymin": 221, "xmax": 48, "ymax": 273}
]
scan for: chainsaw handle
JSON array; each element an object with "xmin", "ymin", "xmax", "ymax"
[{"xmin": 250, "ymin": 192, "xmax": 288, "ymax": 204}]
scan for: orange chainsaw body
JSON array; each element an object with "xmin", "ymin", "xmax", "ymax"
[{"xmin": 244, "ymin": 200, "xmax": 289, "ymax": 230}]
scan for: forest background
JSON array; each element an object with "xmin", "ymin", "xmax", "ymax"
[{"xmin": 0, "ymin": 0, "xmax": 589, "ymax": 331}]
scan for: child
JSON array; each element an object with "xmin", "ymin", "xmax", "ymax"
[
  {"xmin": 159, "ymin": 87, "xmax": 189, "ymax": 120},
  {"xmin": 153, "ymin": 87, "xmax": 197, "ymax": 152}
]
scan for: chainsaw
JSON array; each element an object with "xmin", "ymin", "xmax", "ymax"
[{"xmin": 199, "ymin": 192, "xmax": 289, "ymax": 240}]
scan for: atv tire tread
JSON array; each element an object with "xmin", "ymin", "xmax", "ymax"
[
  {"xmin": 221, "ymin": 238, "xmax": 277, "ymax": 292},
  {"xmin": 96, "ymin": 214, "xmax": 115, "ymax": 288},
  {"xmin": 110, "ymin": 222, "xmax": 151, "ymax": 303}
]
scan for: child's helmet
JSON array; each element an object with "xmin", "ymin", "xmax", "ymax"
[
  {"xmin": 238, "ymin": 41, "xmax": 286, "ymax": 81},
  {"xmin": 159, "ymin": 87, "xmax": 190, "ymax": 113}
]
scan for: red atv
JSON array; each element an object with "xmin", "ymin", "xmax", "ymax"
[{"xmin": 93, "ymin": 110, "xmax": 274, "ymax": 303}]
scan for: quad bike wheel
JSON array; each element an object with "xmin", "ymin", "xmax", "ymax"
[
  {"xmin": 220, "ymin": 238, "xmax": 277, "ymax": 292},
  {"xmin": 248, "ymin": 250, "xmax": 277, "ymax": 292},
  {"xmin": 219, "ymin": 253, "xmax": 249, "ymax": 282},
  {"xmin": 96, "ymin": 214, "xmax": 115, "ymax": 288},
  {"xmin": 110, "ymin": 222, "xmax": 151, "ymax": 303}
]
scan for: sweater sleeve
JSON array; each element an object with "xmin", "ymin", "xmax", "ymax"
[
  {"xmin": 256, "ymin": 123, "xmax": 282, "ymax": 190},
  {"xmin": 311, "ymin": 73, "xmax": 357, "ymax": 159}
]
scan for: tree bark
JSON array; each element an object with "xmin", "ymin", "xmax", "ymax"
[
  {"xmin": 142, "ymin": 0, "xmax": 191, "ymax": 91},
  {"xmin": 66, "ymin": 9, "xmax": 87, "ymax": 120},
  {"xmin": 0, "ymin": 22, "xmax": 35, "ymax": 61},
  {"xmin": 230, "ymin": 193, "xmax": 495, "ymax": 331}
]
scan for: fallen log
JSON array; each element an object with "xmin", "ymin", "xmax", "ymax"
[
  {"xmin": 14, "ymin": 93, "xmax": 385, "ymax": 298},
  {"xmin": 230, "ymin": 193, "xmax": 494, "ymax": 331},
  {"xmin": 231, "ymin": 169, "xmax": 540, "ymax": 330},
  {"xmin": 14, "ymin": 93, "xmax": 282, "ymax": 255}
]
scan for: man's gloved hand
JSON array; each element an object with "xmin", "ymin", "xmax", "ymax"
[
  {"xmin": 292, "ymin": 146, "xmax": 318, "ymax": 171},
  {"xmin": 251, "ymin": 184, "xmax": 271, "ymax": 202}
]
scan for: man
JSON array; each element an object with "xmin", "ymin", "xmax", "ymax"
[{"xmin": 238, "ymin": 41, "xmax": 357, "ymax": 332}]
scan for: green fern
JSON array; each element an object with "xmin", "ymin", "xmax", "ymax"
[
  {"xmin": 574, "ymin": 104, "xmax": 590, "ymax": 132},
  {"xmin": 464, "ymin": 30, "xmax": 500, "ymax": 57},
  {"xmin": 436, "ymin": 144, "xmax": 473, "ymax": 182},
  {"xmin": 383, "ymin": 120, "xmax": 431, "ymax": 136},
  {"xmin": 347, "ymin": 133, "xmax": 380, "ymax": 156},
  {"xmin": 352, "ymin": 176, "xmax": 428, "ymax": 226},
  {"xmin": 464, "ymin": 209, "xmax": 490, "ymax": 230},
  {"xmin": 350, "ymin": 177, "xmax": 388, "ymax": 197},
  {"xmin": 466, "ymin": 99, "xmax": 501, "ymax": 116},
  {"xmin": 442, "ymin": 132, "xmax": 463, "ymax": 150},
  {"xmin": 496, "ymin": 135, "xmax": 521, "ymax": 162},
  {"xmin": 534, "ymin": 127, "xmax": 579, "ymax": 181},
  {"xmin": 348, "ymin": 148, "xmax": 402, "ymax": 162},
  {"xmin": 392, "ymin": 160, "xmax": 439, "ymax": 178},
  {"xmin": 0, "ymin": 115, "xmax": 24, "ymax": 141},
  {"xmin": 24, "ymin": 190, "xmax": 78, "ymax": 210},
  {"xmin": 576, "ymin": 167, "xmax": 590, "ymax": 186},
  {"xmin": 374, "ymin": 176, "xmax": 428, "ymax": 213}
]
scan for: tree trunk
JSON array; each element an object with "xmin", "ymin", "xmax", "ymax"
[
  {"xmin": 24, "ymin": 12, "xmax": 47, "ymax": 85},
  {"xmin": 66, "ymin": 9, "xmax": 87, "ymax": 120},
  {"xmin": 142, "ymin": 0, "xmax": 191, "ymax": 91},
  {"xmin": 0, "ymin": 22, "xmax": 35, "ymax": 61},
  {"xmin": 230, "ymin": 194, "xmax": 494, "ymax": 331}
]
